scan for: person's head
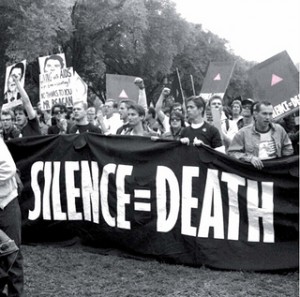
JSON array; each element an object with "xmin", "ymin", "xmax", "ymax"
[
  {"xmin": 169, "ymin": 110, "xmax": 185, "ymax": 130},
  {"xmin": 14, "ymin": 105, "xmax": 28, "ymax": 128},
  {"xmin": 241, "ymin": 98, "xmax": 254, "ymax": 118},
  {"xmin": 231, "ymin": 99, "xmax": 242, "ymax": 116},
  {"xmin": 170, "ymin": 102, "xmax": 184, "ymax": 115},
  {"xmin": 119, "ymin": 99, "xmax": 135, "ymax": 121},
  {"xmin": 44, "ymin": 55, "xmax": 64, "ymax": 73},
  {"xmin": 164, "ymin": 95, "xmax": 175, "ymax": 108},
  {"xmin": 1, "ymin": 110, "xmax": 15, "ymax": 131},
  {"xmin": 209, "ymin": 95, "xmax": 223, "ymax": 113},
  {"xmin": 104, "ymin": 99, "xmax": 118, "ymax": 118},
  {"xmin": 73, "ymin": 101, "xmax": 88, "ymax": 122},
  {"xmin": 51, "ymin": 104, "xmax": 67, "ymax": 121},
  {"xmin": 253, "ymin": 101, "xmax": 273, "ymax": 129},
  {"xmin": 186, "ymin": 96, "xmax": 206, "ymax": 122},
  {"xmin": 127, "ymin": 104, "xmax": 145, "ymax": 127},
  {"xmin": 9, "ymin": 63, "xmax": 25, "ymax": 81},
  {"xmin": 87, "ymin": 107, "xmax": 96, "ymax": 124}
]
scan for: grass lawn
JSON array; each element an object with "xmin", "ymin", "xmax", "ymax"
[{"xmin": 23, "ymin": 244, "xmax": 298, "ymax": 297}]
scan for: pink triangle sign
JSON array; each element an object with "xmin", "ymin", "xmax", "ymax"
[
  {"xmin": 119, "ymin": 89, "xmax": 128, "ymax": 99},
  {"xmin": 213, "ymin": 73, "xmax": 221, "ymax": 81},
  {"xmin": 271, "ymin": 74, "xmax": 283, "ymax": 86}
]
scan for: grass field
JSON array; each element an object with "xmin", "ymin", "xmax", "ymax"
[{"xmin": 22, "ymin": 243, "xmax": 298, "ymax": 297}]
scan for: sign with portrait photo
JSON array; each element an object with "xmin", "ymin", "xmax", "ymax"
[
  {"xmin": 38, "ymin": 53, "xmax": 67, "ymax": 74},
  {"xmin": 2, "ymin": 60, "xmax": 26, "ymax": 110}
]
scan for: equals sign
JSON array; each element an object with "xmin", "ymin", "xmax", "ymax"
[{"xmin": 134, "ymin": 189, "xmax": 151, "ymax": 211}]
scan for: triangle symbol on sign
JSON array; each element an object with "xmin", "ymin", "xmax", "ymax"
[
  {"xmin": 271, "ymin": 74, "xmax": 283, "ymax": 86},
  {"xmin": 119, "ymin": 89, "xmax": 128, "ymax": 99},
  {"xmin": 213, "ymin": 73, "xmax": 221, "ymax": 81}
]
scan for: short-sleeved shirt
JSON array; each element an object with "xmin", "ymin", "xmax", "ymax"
[
  {"xmin": 21, "ymin": 117, "xmax": 41, "ymax": 137},
  {"xmin": 181, "ymin": 122, "xmax": 222, "ymax": 148},
  {"xmin": 69, "ymin": 123, "xmax": 102, "ymax": 134}
]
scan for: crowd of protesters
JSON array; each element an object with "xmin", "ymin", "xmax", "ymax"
[
  {"xmin": 0, "ymin": 76, "xmax": 298, "ymax": 157},
  {"xmin": 0, "ymin": 74, "xmax": 299, "ymax": 297},
  {"xmin": 1, "ymin": 75, "xmax": 298, "ymax": 159}
]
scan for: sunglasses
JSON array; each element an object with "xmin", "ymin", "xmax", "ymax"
[
  {"xmin": 170, "ymin": 118, "xmax": 180, "ymax": 122},
  {"xmin": 53, "ymin": 110, "xmax": 63, "ymax": 115},
  {"xmin": 242, "ymin": 105, "xmax": 252, "ymax": 110}
]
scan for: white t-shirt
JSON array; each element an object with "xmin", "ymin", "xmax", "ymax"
[
  {"xmin": 258, "ymin": 130, "xmax": 276, "ymax": 160},
  {"xmin": 103, "ymin": 113, "xmax": 123, "ymax": 135}
]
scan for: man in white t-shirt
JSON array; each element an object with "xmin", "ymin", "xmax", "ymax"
[
  {"xmin": 102, "ymin": 99, "xmax": 123, "ymax": 135},
  {"xmin": 228, "ymin": 101, "xmax": 293, "ymax": 169}
]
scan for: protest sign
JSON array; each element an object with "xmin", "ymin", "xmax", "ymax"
[
  {"xmin": 7, "ymin": 134, "xmax": 299, "ymax": 271},
  {"xmin": 39, "ymin": 53, "xmax": 67, "ymax": 74},
  {"xmin": 39, "ymin": 67, "xmax": 74, "ymax": 110},
  {"xmin": 73, "ymin": 71, "xmax": 88, "ymax": 104},
  {"xmin": 106, "ymin": 74, "xmax": 139, "ymax": 102},
  {"xmin": 2, "ymin": 60, "xmax": 26, "ymax": 110},
  {"xmin": 247, "ymin": 51, "xmax": 299, "ymax": 120},
  {"xmin": 200, "ymin": 61, "xmax": 236, "ymax": 102}
]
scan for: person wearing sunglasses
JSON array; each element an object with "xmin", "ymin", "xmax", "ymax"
[
  {"xmin": 48, "ymin": 104, "xmax": 69, "ymax": 135},
  {"xmin": 161, "ymin": 111, "xmax": 185, "ymax": 140}
]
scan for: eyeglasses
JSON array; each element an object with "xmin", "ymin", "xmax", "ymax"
[{"xmin": 170, "ymin": 118, "xmax": 180, "ymax": 122}]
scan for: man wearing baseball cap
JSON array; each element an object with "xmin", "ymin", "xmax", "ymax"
[{"xmin": 236, "ymin": 98, "xmax": 255, "ymax": 130}]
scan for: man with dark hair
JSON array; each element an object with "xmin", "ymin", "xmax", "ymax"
[
  {"xmin": 13, "ymin": 77, "xmax": 41, "ymax": 137},
  {"xmin": 125, "ymin": 103, "xmax": 151, "ymax": 137},
  {"xmin": 43, "ymin": 55, "xmax": 64, "ymax": 73},
  {"xmin": 228, "ymin": 101, "xmax": 293, "ymax": 169},
  {"xmin": 116, "ymin": 99, "xmax": 135, "ymax": 135},
  {"xmin": 0, "ymin": 110, "xmax": 21, "ymax": 140},
  {"xmin": 180, "ymin": 96, "xmax": 223, "ymax": 149},
  {"xmin": 69, "ymin": 101, "xmax": 102, "ymax": 134}
]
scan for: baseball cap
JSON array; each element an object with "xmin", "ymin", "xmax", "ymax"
[{"xmin": 241, "ymin": 98, "xmax": 254, "ymax": 106}]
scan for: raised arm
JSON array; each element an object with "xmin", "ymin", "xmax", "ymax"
[{"xmin": 13, "ymin": 76, "xmax": 36, "ymax": 120}]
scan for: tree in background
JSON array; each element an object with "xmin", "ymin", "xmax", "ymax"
[{"xmin": 1, "ymin": 0, "xmax": 255, "ymax": 107}]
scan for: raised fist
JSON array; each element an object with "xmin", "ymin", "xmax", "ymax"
[
  {"xmin": 134, "ymin": 77, "xmax": 145, "ymax": 89},
  {"xmin": 161, "ymin": 87, "xmax": 170, "ymax": 97}
]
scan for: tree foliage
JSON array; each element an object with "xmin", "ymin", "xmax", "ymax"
[{"xmin": 1, "ymin": 0, "xmax": 255, "ymax": 106}]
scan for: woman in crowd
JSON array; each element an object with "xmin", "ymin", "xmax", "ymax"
[{"xmin": 161, "ymin": 111, "xmax": 186, "ymax": 140}]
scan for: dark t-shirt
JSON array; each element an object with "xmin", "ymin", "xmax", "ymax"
[
  {"xmin": 181, "ymin": 122, "xmax": 222, "ymax": 148},
  {"xmin": 69, "ymin": 123, "xmax": 102, "ymax": 134},
  {"xmin": 116, "ymin": 123, "xmax": 130, "ymax": 135},
  {"xmin": 48, "ymin": 122, "xmax": 73, "ymax": 135},
  {"xmin": 21, "ymin": 117, "xmax": 41, "ymax": 137}
]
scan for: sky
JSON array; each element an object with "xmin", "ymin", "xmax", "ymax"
[{"xmin": 173, "ymin": 0, "xmax": 300, "ymax": 64}]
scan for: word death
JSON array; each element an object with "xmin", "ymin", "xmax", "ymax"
[{"xmin": 29, "ymin": 161, "xmax": 274, "ymax": 243}]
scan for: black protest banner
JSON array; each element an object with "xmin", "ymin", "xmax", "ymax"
[{"xmin": 7, "ymin": 134, "xmax": 299, "ymax": 271}]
